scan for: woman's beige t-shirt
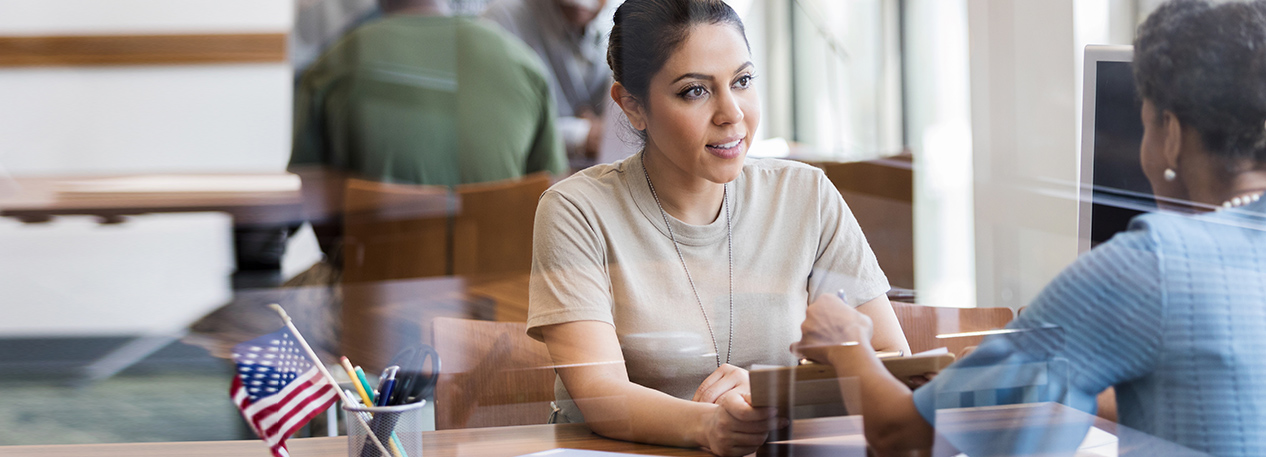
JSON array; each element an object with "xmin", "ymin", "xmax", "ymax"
[{"xmin": 528, "ymin": 153, "xmax": 890, "ymax": 422}]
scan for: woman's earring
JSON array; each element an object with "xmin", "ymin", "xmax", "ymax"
[{"xmin": 1164, "ymin": 168, "xmax": 1177, "ymax": 182}]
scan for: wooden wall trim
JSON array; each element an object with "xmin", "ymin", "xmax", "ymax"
[{"xmin": 0, "ymin": 33, "xmax": 287, "ymax": 67}]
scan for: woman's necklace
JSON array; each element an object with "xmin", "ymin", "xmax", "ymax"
[
  {"xmin": 641, "ymin": 154, "xmax": 734, "ymax": 368},
  {"xmin": 1220, "ymin": 191, "xmax": 1264, "ymax": 210}
]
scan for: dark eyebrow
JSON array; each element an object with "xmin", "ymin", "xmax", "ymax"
[{"xmin": 670, "ymin": 62, "xmax": 755, "ymax": 85}]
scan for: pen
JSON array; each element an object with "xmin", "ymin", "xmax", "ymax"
[
  {"xmin": 354, "ymin": 366, "xmax": 376, "ymax": 403},
  {"xmin": 344, "ymin": 389, "xmax": 363, "ymax": 407},
  {"xmin": 376, "ymin": 366, "xmax": 399, "ymax": 407}
]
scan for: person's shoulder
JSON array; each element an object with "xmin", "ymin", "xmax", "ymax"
[
  {"xmin": 481, "ymin": 0, "xmax": 531, "ymax": 27},
  {"xmin": 545, "ymin": 161, "xmax": 627, "ymax": 198},
  {"xmin": 1124, "ymin": 208, "xmax": 1216, "ymax": 248},
  {"xmin": 740, "ymin": 157, "xmax": 828, "ymax": 191},
  {"xmin": 540, "ymin": 159, "xmax": 636, "ymax": 211},
  {"xmin": 743, "ymin": 157, "xmax": 823, "ymax": 177},
  {"xmin": 456, "ymin": 17, "xmax": 550, "ymax": 76}
]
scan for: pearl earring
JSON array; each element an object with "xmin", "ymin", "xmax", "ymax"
[{"xmin": 1164, "ymin": 168, "xmax": 1177, "ymax": 182}]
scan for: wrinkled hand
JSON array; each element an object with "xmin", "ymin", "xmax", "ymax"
[
  {"xmin": 792, "ymin": 293, "xmax": 875, "ymax": 364},
  {"xmin": 693, "ymin": 364, "xmax": 749, "ymax": 404},
  {"xmin": 701, "ymin": 391, "xmax": 781, "ymax": 457}
]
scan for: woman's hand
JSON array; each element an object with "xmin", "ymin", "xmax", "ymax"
[
  {"xmin": 692, "ymin": 364, "xmax": 749, "ymax": 404},
  {"xmin": 699, "ymin": 391, "xmax": 780, "ymax": 456},
  {"xmin": 793, "ymin": 293, "xmax": 875, "ymax": 364}
]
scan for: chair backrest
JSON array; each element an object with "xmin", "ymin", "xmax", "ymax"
[
  {"xmin": 431, "ymin": 317, "xmax": 556, "ymax": 430},
  {"xmin": 890, "ymin": 301, "xmax": 1015, "ymax": 358},
  {"xmin": 341, "ymin": 177, "xmax": 458, "ymax": 282},
  {"xmin": 815, "ymin": 155, "xmax": 915, "ymax": 289},
  {"xmin": 451, "ymin": 172, "xmax": 551, "ymax": 276}
]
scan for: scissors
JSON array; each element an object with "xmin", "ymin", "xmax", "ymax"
[{"xmin": 385, "ymin": 344, "xmax": 441, "ymax": 406}]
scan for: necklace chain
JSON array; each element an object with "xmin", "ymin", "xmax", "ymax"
[
  {"xmin": 641, "ymin": 154, "xmax": 734, "ymax": 368},
  {"xmin": 1220, "ymin": 191, "xmax": 1264, "ymax": 210}
]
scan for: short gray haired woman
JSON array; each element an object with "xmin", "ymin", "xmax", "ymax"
[{"xmin": 796, "ymin": 1, "xmax": 1266, "ymax": 455}]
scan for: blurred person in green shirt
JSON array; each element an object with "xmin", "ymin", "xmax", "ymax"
[{"xmin": 290, "ymin": 0, "xmax": 568, "ymax": 186}]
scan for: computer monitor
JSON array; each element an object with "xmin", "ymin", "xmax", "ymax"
[{"xmin": 1077, "ymin": 45, "xmax": 1155, "ymax": 253}]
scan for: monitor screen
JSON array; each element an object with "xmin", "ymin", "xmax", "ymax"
[{"xmin": 1086, "ymin": 59, "xmax": 1154, "ymax": 248}]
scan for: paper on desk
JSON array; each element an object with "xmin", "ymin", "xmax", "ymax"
[
  {"xmin": 1076, "ymin": 425, "xmax": 1118, "ymax": 457},
  {"xmin": 914, "ymin": 347, "xmax": 949, "ymax": 356},
  {"xmin": 944, "ymin": 426, "xmax": 1117, "ymax": 457},
  {"xmin": 774, "ymin": 426, "xmax": 1116, "ymax": 457},
  {"xmin": 516, "ymin": 449, "xmax": 652, "ymax": 457},
  {"xmin": 55, "ymin": 174, "xmax": 301, "ymax": 195}
]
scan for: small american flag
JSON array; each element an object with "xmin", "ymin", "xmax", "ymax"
[{"xmin": 230, "ymin": 327, "xmax": 338, "ymax": 457}]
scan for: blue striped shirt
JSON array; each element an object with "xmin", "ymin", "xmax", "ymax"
[{"xmin": 913, "ymin": 199, "xmax": 1266, "ymax": 456}]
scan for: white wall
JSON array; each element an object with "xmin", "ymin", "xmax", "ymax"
[
  {"xmin": 790, "ymin": 0, "xmax": 903, "ymax": 159},
  {"xmin": 904, "ymin": 0, "xmax": 976, "ymax": 309},
  {"xmin": 0, "ymin": 214, "xmax": 234, "ymax": 336},
  {"xmin": 0, "ymin": 0, "xmax": 290, "ymax": 35},
  {"xmin": 0, "ymin": 0, "xmax": 294, "ymax": 175},
  {"xmin": 967, "ymin": 0, "xmax": 1082, "ymax": 309},
  {"xmin": 0, "ymin": 0, "xmax": 293, "ymax": 337}
]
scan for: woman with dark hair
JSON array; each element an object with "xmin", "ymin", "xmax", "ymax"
[
  {"xmin": 796, "ymin": 1, "xmax": 1266, "ymax": 455},
  {"xmin": 526, "ymin": 0, "xmax": 909, "ymax": 454}
]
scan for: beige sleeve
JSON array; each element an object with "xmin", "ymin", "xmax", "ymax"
[
  {"xmin": 526, "ymin": 190, "xmax": 615, "ymax": 341},
  {"xmin": 808, "ymin": 170, "xmax": 891, "ymax": 307}
]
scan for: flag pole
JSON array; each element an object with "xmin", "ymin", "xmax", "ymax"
[{"xmin": 270, "ymin": 304, "xmax": 393, "ymax": 457}]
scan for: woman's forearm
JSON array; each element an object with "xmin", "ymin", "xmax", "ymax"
[
  {"xmin": 543, "ymin": 321, "xmax": 718, "ymax": 449},
  {"xmin": 567, "ymin": 374, "xmax": 714, "ymax": 447},
  {"xmin": 856, "ymin": 296, "xmax": 912, "ymax": 354}
]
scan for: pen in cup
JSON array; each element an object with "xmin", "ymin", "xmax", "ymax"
[{"xmin": 376, "ymin": 366, "xmax": 399, "ymax": 407}]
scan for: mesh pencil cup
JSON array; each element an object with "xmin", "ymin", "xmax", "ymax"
[{"xmin": 343, "ymin": 400, "xmax": 427, "ymax": 457}]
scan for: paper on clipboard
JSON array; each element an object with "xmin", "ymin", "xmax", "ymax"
[{"xmin": 749, "ymin": 353, "xmax": 956, "ymax": 409}]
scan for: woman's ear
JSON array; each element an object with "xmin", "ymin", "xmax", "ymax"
[{"xmin": 611, "ymin": 83, "xmax": 647, "ymax": 131}]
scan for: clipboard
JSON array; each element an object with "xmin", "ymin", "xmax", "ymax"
[{"xmin": 749, "ymin": 353, "xmax": 956, "ymax": 409}]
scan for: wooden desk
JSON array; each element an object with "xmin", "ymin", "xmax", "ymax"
[
  {"xmin": 0, "ymin": 167, "xmax": 344, "ymax": 226},
  {"xmin": 0, "ymin": 403, "xmax": 1194, "ymax": 457},
  {"xmin": 0, "ymin": 422, "xmax": 707, "ymax": 457}
]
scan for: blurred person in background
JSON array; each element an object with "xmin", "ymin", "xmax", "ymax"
[
  {"xmin": 290, "ymin": 0, "xmax": 567, "ymax": 186},
  {"xmin": 291, "ymin": 0, "xmax": 380, "ymax": 80},
  {"xmin": 795, "ymin": 1, "xmax": 1266, "ymax": 455},
  {"xmin": 484, "ymin": 0, "xmax": 614, "ymax": 167}
]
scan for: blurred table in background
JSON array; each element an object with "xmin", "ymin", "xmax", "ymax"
[
  {"xmin": 0, "ymin": 167, "xmax": 345, "ymax": 226},
  {"xmin": 185, "ymin": 272, "xmax": 532, "ymax": 373}
]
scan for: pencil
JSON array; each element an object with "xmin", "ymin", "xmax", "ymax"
[{"xmin": 340, "ymin": 356, "xmax": 374, "ymax": 406}]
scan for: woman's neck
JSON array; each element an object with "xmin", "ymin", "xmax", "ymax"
[
  {"xmin": 385, "ymin": 1, "xmax": 450, "ymax": 16},
  {"xmin": 1209, "ymin": 170, "xmax": 1266, "ymax": 207},
  {"xmin": 1181, "ymin": 153, "xmax": 1266, "ymax": 209},
  {"xmin": 642, "ymin": 148, "xmax": 726, "ymax": 226}
]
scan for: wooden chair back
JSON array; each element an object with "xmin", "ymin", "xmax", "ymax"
[
  {"xmin": 890, "ymin": 301, "xmax": 1015, "ymax": 358},
  {"xmin": 431, "ymin": 317, "xmax": 556, "ymax": 430},
  {"xmin": 341, "ymin": 177, "xmax": 458, "ymax": 282},
  {"xmin": 816, "ymin": 155, "xmax": 915, "ymax": 289},
  {"xmin": 451, "ymin": 172, "xmax": 551, "ymax": 276}
]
